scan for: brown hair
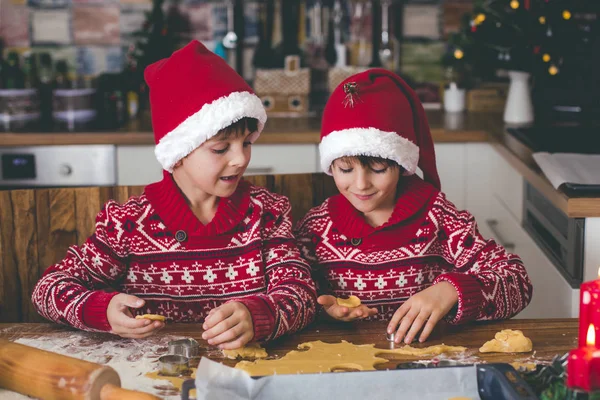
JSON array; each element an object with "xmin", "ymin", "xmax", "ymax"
[
  {"xmin": 217, "ymin": 117, "xmax": 259, "ymax": 140},
  {"xmin": 336, "ymin": 155, "xmax": 403, "ymax": 172}
]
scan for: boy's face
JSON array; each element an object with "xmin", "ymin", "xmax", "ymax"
[
  {"xmin": 331, "ymin": 158, "xmax": 400, "ymax": 216},
  {"xmin": 174, "ymin": 128, "xmax": 253, "ymax": 198}
]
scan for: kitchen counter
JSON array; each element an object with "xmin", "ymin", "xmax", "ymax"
[
  {"xmin": 1, "ymin": 111, "xmax": 598, "ymax": 217},
  {"xmin": 0, "ymin": 319, "xmax": 577, "ymax": 389}
]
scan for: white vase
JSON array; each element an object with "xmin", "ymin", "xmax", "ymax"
[{"xmin": 503, "ymin": 70, "xmax": 534, "ymax": 125}]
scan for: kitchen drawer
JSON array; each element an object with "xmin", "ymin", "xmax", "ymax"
[
  {"xmin": 487, "ymin": 195, "xmax": 575, "ymax": 318},
  {"xmin": 246, "ymin": 144, "xmax": 319, "ymax": 175},
  {"xmin": 491, "ymin": 147, "xmax": 524, "ymax": 223},
  {"xmin": 117, "ymin": 145, "xmax": 162, "ymax": 186}
]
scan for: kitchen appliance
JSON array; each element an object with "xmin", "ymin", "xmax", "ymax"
[
  {"xmin": 507, "ymin": 126, "xmax": 600, "ymax": 155},
  {"xmin": 523, "ymin": 182, "xmax": 585, "ymax": 287},
  {"xmin": 0, "ymin": 145, "xmax": 116, "ymax": 189}
]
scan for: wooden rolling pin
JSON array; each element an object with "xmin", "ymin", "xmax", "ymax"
[{"xmin": 0, "ymin": 339, "xmax": 160, "ymax": 400}]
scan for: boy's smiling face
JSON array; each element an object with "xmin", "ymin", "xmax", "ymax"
[
  {"xmin": 173, "ymin": 128, "xmax": 253, "ymax": 200},
  {"xmin": 331, "ymin": 157, "xmax": 401, "ymax": 223}
]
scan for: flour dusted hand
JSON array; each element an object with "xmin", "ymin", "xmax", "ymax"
[
  {"xmin": 107, "ymin": 294, "xmax": 164, "ymax": 339},
  {"xmin": 202, "ymin": 302, "xmax": 254, "ymax": 350},
  {"xmin": 318, "ymin": 295, "xmax": 377, "ymax": 322},
  {"xmin": 387, "ymin": 282, "xmax": 458, "ymax": 344}
]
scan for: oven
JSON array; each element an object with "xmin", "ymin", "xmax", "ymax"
[
  {"xmin": 522, "ymin": 182, "xmax": 585, "ymax": 288},
  {"xmin": 0, "ymin": 145, "xmax": 116, "ymax": 189}
]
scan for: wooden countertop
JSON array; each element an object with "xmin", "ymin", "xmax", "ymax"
[
  {"xmin": 1, "ymin": 110, "xmax": 598, "ymax": 217},
  {"xmin": 0, "ymin": 319, "xmax": 577, "ymax": 377}
]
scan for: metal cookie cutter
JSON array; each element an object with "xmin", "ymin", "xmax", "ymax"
[
  {"xmin": 386, "ymin": 331, "xmax": 395, "ymax": 342},
  {"xmin": 168, "ymin": 338, "xmax": 200, "ymax": 358},
  {"xmin": 158, "ymin": 354, "xmax": 189, "ymax": 376}
]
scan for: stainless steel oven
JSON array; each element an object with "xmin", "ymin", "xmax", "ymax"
[
  {"xmin": 523, "ymin": 182, "xmax": 585, "ymax": 287},
  {"xmin": 0, "ymin": 145, "xmax": 116, "ymax": 189}
]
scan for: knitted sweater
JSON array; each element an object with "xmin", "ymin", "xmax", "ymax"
[
  {"xmin": 295, "ymin": 176, "xmax": 533, "ymax": 324},
  {"xmin": 32, "ymin": 176, "xmax": 317, "ymax": 341}
]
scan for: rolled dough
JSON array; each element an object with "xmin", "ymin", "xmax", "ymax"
[
  {"xmin": 222, "ymin": 343, "xmax": 268, "ymax": 359},
  {"xmin": 235, "ymin": 340, "xmax": 467, "ymax": 376},
  {"xmin": 336, "ymin": 296, "xmax": 361, "ymax": 308},
  {"xmin": 479, "ymin": 329, "xmax": 532, "ymax": 353},
  {"xmin": 135, "ymin": 314, "xmax": 166, "ymax": 322}
]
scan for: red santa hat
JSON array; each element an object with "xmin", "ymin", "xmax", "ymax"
[
  {"xmin": 319, "ymin": 68, "xmax": 440, "ymax": 189},
  {"xmin": 145, "ymin": 40, "xmax": 267, "ymax": 172}
]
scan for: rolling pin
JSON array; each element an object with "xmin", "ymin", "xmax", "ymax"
[{"xmin": 0, "ymin": 339, "xmax": 160, "ymax": 400}]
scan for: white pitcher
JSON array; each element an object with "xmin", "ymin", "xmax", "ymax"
[{"xmin": 503, "ymin": 70, "xmax": 534, "ymax": 125}]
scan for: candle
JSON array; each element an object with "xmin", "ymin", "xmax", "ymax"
[
  {"xmin": 578, "ymin": 268, "xmax": 600, "ymax": 348},
  {"xmin": 567, "ymin": 324, "xmax": 600, "ymax": 391}
]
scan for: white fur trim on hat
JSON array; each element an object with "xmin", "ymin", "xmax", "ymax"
[
  {"xmin": 155, "ymin": 91, "xmax": 268, "ymax": 172},
  {"xmin": 319, "ymin": 128, "xmax": 420, "ymax": 175}
]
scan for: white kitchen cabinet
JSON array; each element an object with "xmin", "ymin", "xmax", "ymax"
[
  {"xmin": 433, "ymin": 143, "xmax": 466, "ymax": 210},
  {"xmin": 116, "ymin": 144, "xmax": 320, "ymax": 185},
  {"xmin": 117, "ymin": 145, "xmax": 162, "ymax": 186},
  {"xmin": 246, "ymin": 144, "xmax": 319, "ymax": 175}
]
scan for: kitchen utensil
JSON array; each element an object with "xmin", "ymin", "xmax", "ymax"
[
  {"xmin": 222, "ymin": 0, "xmax": 238, "ymax": 49},
  {"xmin": 158, "ymin": 355, "xmax": 189, "ymax": 377},
  {"xmin": 168, "ymin": 338, "xmax": 200, "ymax": 359},
  {"xmin": 0, "ymin": 339, "xmax": 160, "ymax": 400},
  {"xmin": 379, "ymin": 0, "xmax": 393, "ymax": 69},
  {"xmin": 386, "ymin": 332, "xmax": 395, "ymax": 342}
]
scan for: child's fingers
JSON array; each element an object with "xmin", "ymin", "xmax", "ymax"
[
  {"xmin": 203, "ymin": 304, "xmax": 234, "ymax": 330},
  {"xmin": 403, "ymin": 310, "xmax": 430, "ymax": 344},
  {"xmin": 119, "ymin": 295, "xmax": 144, "ymax": 310},
  {"xmin": 218, "ymin": 331, "xmax": 254, "ymax": 350},
  {"xmin": 202, "ymin": 315, "xmax": 238, "ymax": 340},
  {"xmin": 112, "ymin": 320, "xmax": 162, "ymax": 336},
  {"xmin": 418, "ymin": 312, "xmax": 442, "ymax": 343},
  {"xmin": 317, "ymin": 295, "xmax": 336, "ymax": 308},
  {"xmin": 387, "ymin": 303, "xmax": 410, "ymax": 334},
  {"xmin": 394, "ymin": 308, "xmax": 419, "ymax": 344},
  {"xmin": 206, "ymin": 323, "xmax": 246, "ymax": 346},
  {"xmin": 118, "ymin": 315, "xmax": 152, "ymax": 330}
]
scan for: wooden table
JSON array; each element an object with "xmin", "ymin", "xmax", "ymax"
[{"xmin": 0, "ymin": 318, "xmax": 578, "ymax": 371}]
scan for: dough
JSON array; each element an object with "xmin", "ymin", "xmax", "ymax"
[
  {"xmin": 222, "ymin": 343, "xmax": 268, "ymax": 359},
  {"xmin": 235, "ymin": 340, "xmax": 466, "ymax": 376},
  {"xmin": 510, "ymin": 362, "xmax": 537, "ymax": 371},
  {"xmin": 135, "ymin": 314, "xmax": 166, "ymax": 322},
  {"xmin": 479, "ymin": 329, "xmax": 532, "ymax": 353},
  {"xmin": 146, "ymin": 369, "xmax": 196, "ymax": 397},
  {"xmin": 336, "ymin": 296, "xmax": 361, "ymax": 308}
]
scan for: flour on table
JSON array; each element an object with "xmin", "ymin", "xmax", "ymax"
[{"xmin": 0, "ymin": 330, "xmax": 186, "ymax": 399}]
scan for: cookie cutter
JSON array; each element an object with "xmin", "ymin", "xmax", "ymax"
[
  {"xmin": 386, "ymin": 331, "xmax": 395, "ymax": 342},
  {"xmin": 168, "ymin": 338, "xmax": 200, "ymax": 358},
  {"xmin": 158, "ymin": 354, "xmax": 189, "ymax": 376}
]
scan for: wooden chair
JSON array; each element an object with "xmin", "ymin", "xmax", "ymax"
[{"xmin": 0, "ymin": 174, "xmax": 338, "ymax": 323}]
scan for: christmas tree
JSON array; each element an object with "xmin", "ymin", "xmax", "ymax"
[{"xmin": 442, "ymin": 0, "xmax": 584, "ymax": 82}]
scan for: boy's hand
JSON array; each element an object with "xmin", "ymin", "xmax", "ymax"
[
  {"xmin": 202, "ymin": 302, "xmax": 254, "ymax": 350},
  {"xmin": 387, "ymin": 282, "xmax": 458, "ymax": 344},
  {"xmin": 107, "ymin": 294, "xmax": 164, "ymax": 339},
  {"xmin": 318, "ymin": 295, "xmax": 378, "ymax": 322}
]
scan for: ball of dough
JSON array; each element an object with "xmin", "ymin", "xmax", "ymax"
[
  {"xmin": 479, "ymin": 329, "xmax": 532, "ymax": 353},
  {"xmin": 336, "ymin": 295, "xmax": 361, "ymax": 308},
  {"xmin": 135, "ymin": 314, "xmax": 166, "ymax": 322}
]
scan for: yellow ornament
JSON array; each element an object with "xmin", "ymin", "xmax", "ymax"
[
  {"xmin": 454, "ymin": 49, "xmax": 464, "ymax": 60},
  {"xmin": 563, "ymin": 10, "xmax": 571, "ymax": 20},
  {"xmin": 542, "ymin": 54, "xmax": 551, "ymax": 62},
  {"xmin": 539, "ymin": 16, "xmax": 546, "ymax": 24},
  {"xmin": 549, "ymin": 65, "xmax": 559, "ymax": 75},
  {"xmin": 475, "ymin": 13, "xmax": 486, "ymax": 25},
  {"xmin": 510, "ymin": 0, "xmax": 519, "ymax": 10}
]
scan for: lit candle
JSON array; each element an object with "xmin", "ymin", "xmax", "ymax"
[
  {"xmin": 578, "ymin": 268, "xmax": 600, "ymax": 348},
  {"xmin": 567, "ymin": 324, "xmax": 600, "ymax": 391}
]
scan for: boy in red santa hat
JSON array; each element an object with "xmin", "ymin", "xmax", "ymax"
[
  {"xmin": 32, "ymin": 41, "xmax": 317, "ymax": 350},
  {"xmin": 295, "ymin": 69, "xmax": 532, "ymax": 344}
]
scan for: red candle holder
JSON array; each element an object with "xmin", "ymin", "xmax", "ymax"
[
  {"xmin": 568, "ymin": 325, "xmax": 600, "ymax": 391},
  {"xmin": 579, "ymin": 278, "xmax": 600, "ymax": 348}
]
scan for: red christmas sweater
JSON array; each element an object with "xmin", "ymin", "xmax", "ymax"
[
  {"xmin": 32, "ymin": 175, "xmax": 317, "ymax": 341},
  {"xmin": 295, "ymin": 176, "xmax": 532, "ymax": 324}
]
